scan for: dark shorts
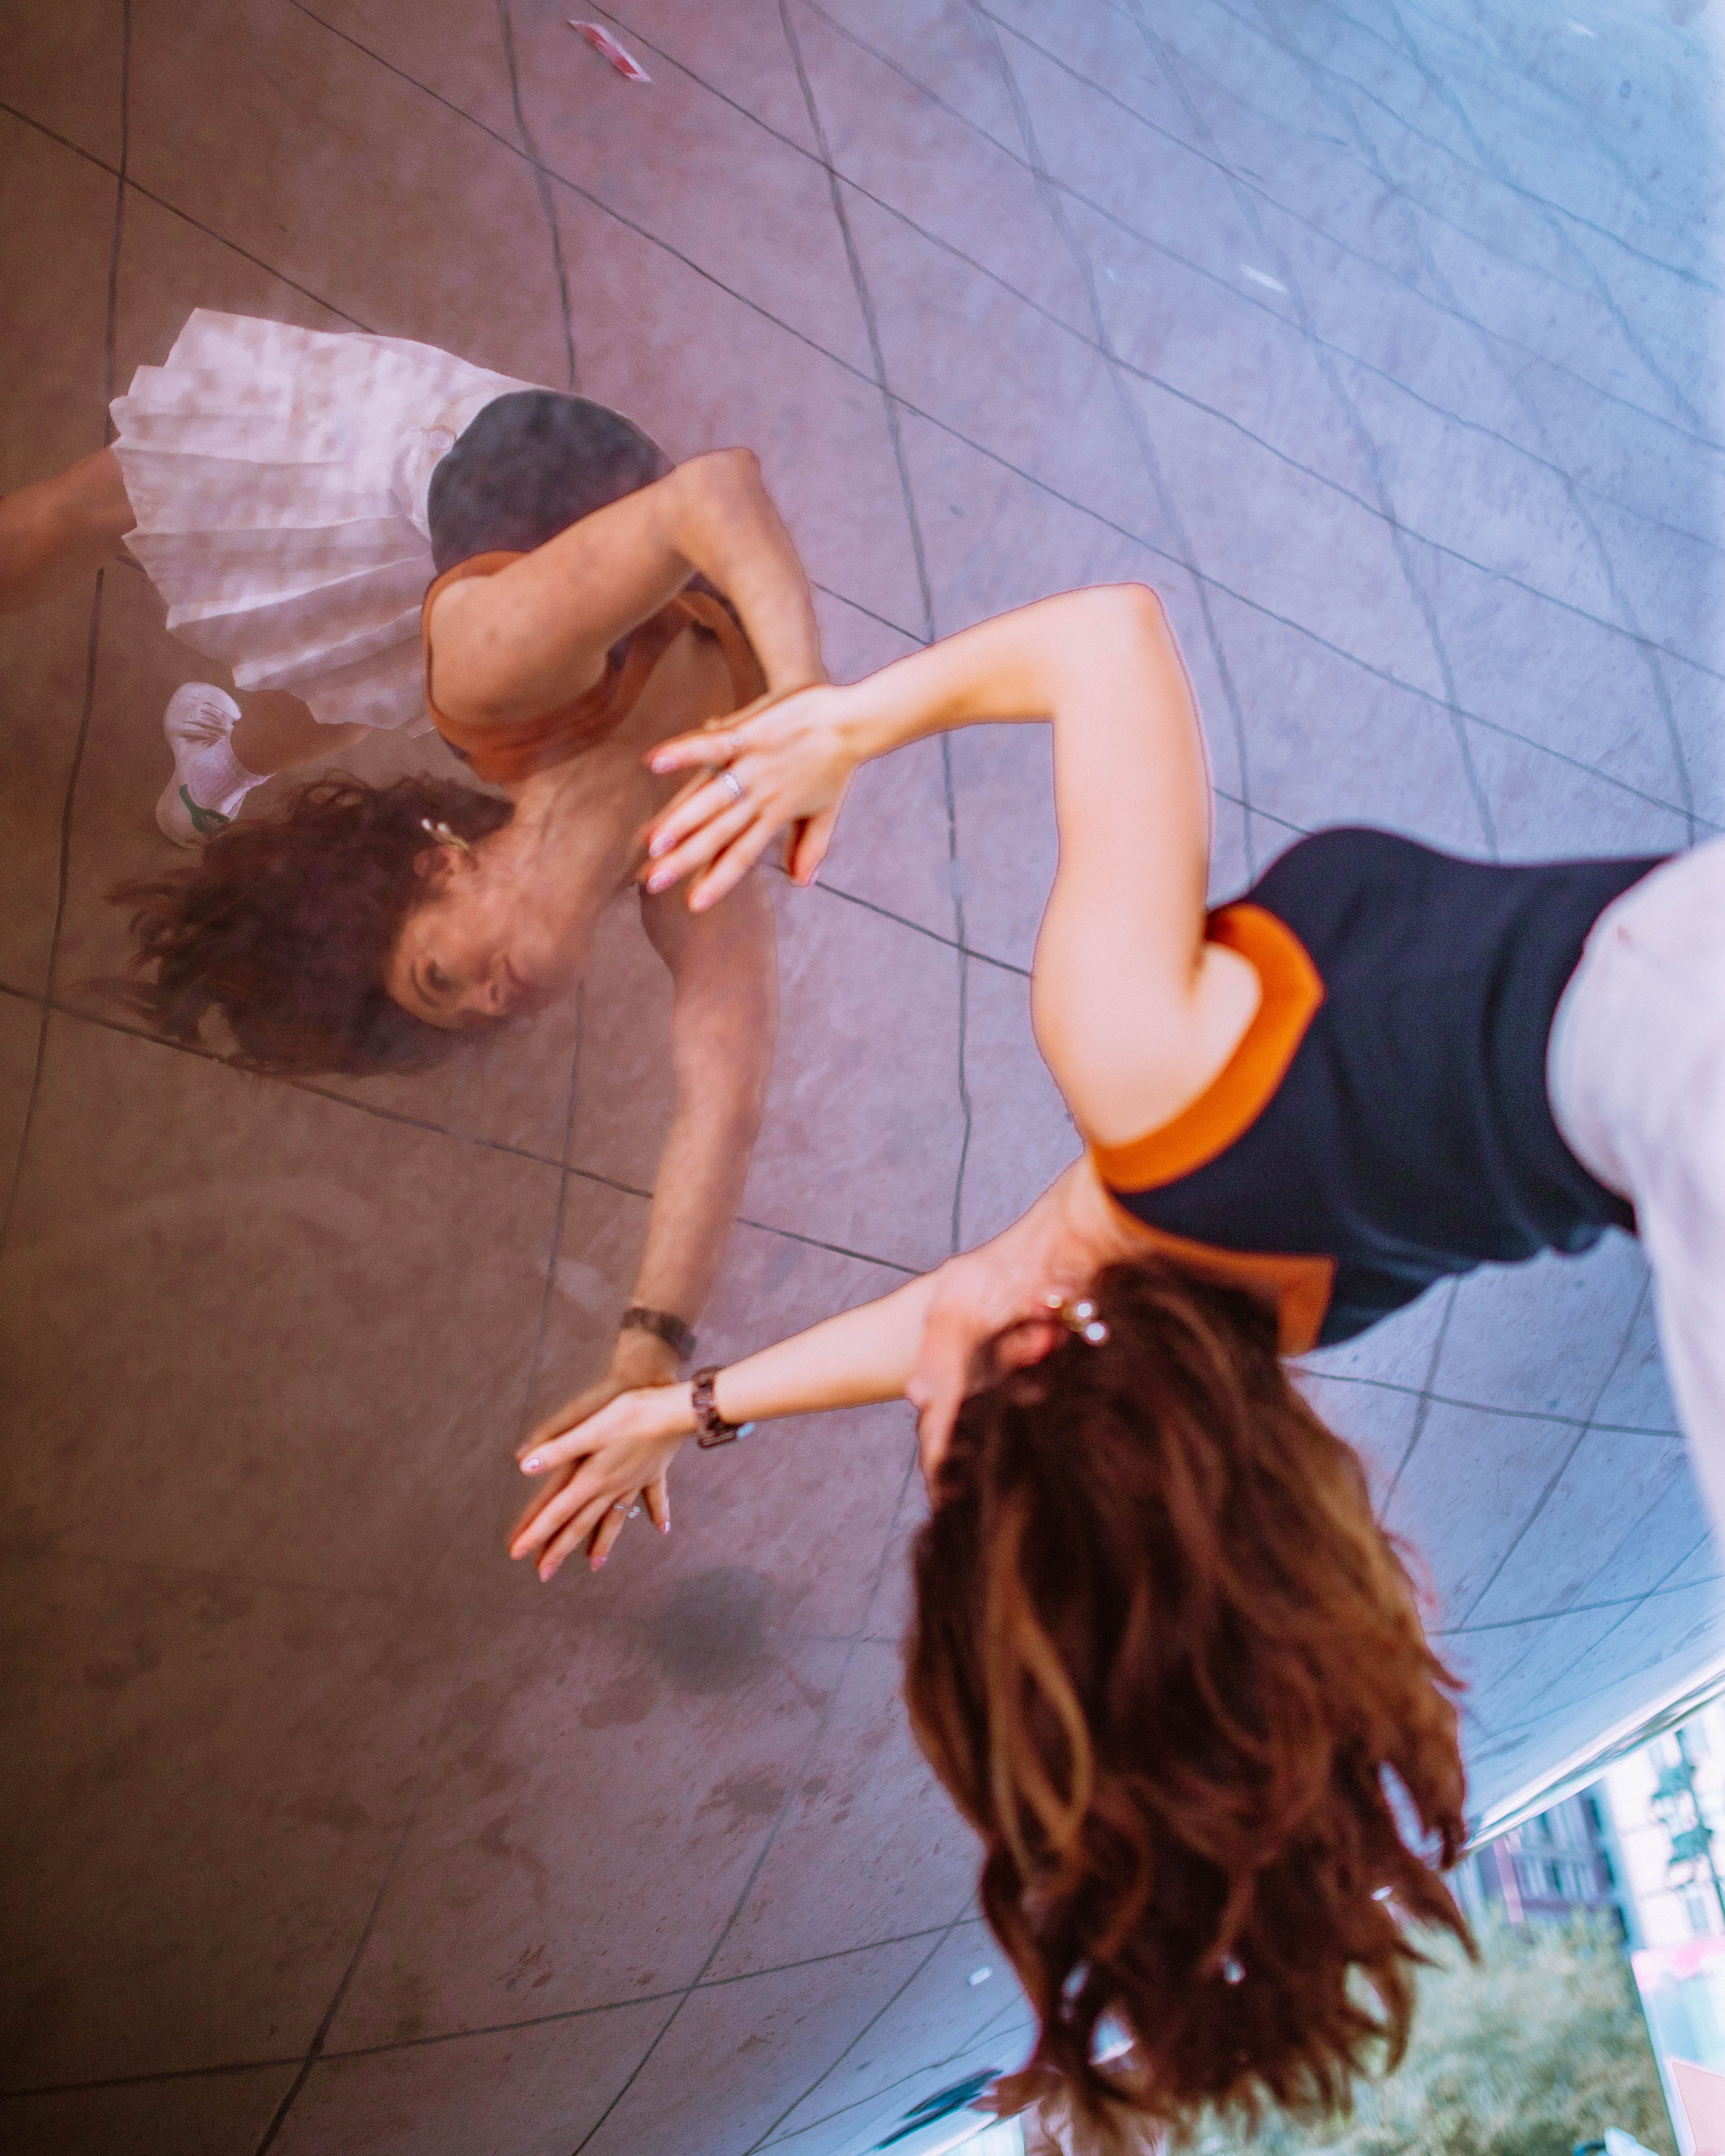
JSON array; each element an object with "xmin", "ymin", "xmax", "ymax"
[{"xmin": 427, "ymin": 390, "xmax": 669, "ymax": 573}]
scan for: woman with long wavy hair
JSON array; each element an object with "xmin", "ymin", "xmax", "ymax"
[
  {"xmin": 2, "ymin": 308, "xmax": 829, "ymax": 1444},
  {"xmin": 507, "ymin": 584, "xmax": 1713, "ymax": 2140}
]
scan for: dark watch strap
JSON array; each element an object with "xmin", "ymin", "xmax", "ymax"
[
  {"xmin": 692, "ymin": 1365, "xmax": 755, "ymax": 1449},
  {"xmin": 620, "ymin": 1305, "xmax": 696, "ymax": 1362}
]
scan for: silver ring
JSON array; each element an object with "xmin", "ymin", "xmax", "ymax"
[
  {"xmin": 611, "ymin": 1500, "xmax": 630, "ymax": 1514},
  {"xmin": 719, "ymin": 768, "xmax": 746, "ymax": 804}
]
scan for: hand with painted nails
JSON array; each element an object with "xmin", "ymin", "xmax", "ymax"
[
  {"xmin": 641, "ymin": 682, "xmax": 858, "ymax": 911},
  {"xmin": 510, "ymin": 1381, "xmax": 696, "ymax": 1579}
]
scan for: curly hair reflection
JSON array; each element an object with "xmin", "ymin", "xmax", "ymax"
[
  {"xmin": 113, "ymin": 774, "xmax": 514, "ymax": 1076},
  {"xmin": 904, "ymin": 1258, "xmax": 1472, "ymax": 2144}
]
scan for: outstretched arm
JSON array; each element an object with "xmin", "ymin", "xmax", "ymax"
[
  {"xmin": 509, "ymin": 1154, "xmax": 1149, "ymax": 1578},
  {"xmin": 515, "ymin": 872, "xmax": 778, "ymax": 1548},
  {"xmin": 428, "ymin": 447, "xmax": 824, "ymax": 728},
  {"xmin": 643, "ymin": 585, "xmax": 1252, "ymax": 1148},
  {"xmin": 628, "ymin": 869, "xmax": 779, "ymax": 1341}
]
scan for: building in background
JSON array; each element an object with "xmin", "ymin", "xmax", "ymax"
[{"xmin": 1452, "ymin": 1784, "xmax": 1636, "ymax": 1940}]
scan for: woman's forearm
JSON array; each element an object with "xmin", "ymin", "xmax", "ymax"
[
  {"xmin": 709, "ymin": 1271, "xmax": 938, "ymax": 1425},
  {"xmin": 431, "ymin": 450, "xmax": 823, "ymax": 727},
  {"xmin": 832, "ymin": 586, "xmax": 1146, "ymax": 765},
  {"xmin": 627, "ymin": 1095, "xmax": 762, "ymax": 1346},
  {"xmin": 669, "ymin": 452, "xmax": 825, "ymax": 695}
]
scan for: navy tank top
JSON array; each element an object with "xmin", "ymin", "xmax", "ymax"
[{"xmin": 1096, "ymin": 828, "xmax": 1663, "ymax": 1348}]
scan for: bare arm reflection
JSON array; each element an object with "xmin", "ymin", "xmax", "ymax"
[
  {"xmin": 523, "ymin": 872, "xmax": 778, "ymax": 1536},
  {"xmin": 1, "ymin": 317, "xmax": 817, "ymax": 1505}
]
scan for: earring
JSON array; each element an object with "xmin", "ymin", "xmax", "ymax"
[{"xmin": 419, "ymin": 817, "xmax": 473, "ymax": 855}]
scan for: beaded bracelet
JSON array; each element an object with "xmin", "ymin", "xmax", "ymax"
[{"xmin": 692, "ymin": 1366, "xmax": 755, "ymax": 1449}]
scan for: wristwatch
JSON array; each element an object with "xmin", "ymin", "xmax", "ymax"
[{"xmin": 620, "ymin": 1305, "xmax": 696, "ymax": 1362}]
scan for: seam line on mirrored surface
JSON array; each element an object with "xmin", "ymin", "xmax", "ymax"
[
  {"xmin": 0, "ymin": 983, "xmax": 925, "ymax": 1280},
  {"xmin": 740, "ymin": 1920, "xmax": 969, "ymax": 2156},
  {"xmin": 8, "ymin": 98, "xmax": 1716, "ymax": 806},
  {"xmin": 809, "ymin": 581, "xmax": 921, "ymax": 646},
  {"xmin": 1313, "ymin": 0, "xmax": 1691, "ymax": 226},
  {"xmin": 0, "ymin": 12, "xmax": 127, "ymax": 1258},
  {"xmin": 1382, "ymin": 1277, "xmax": 1456, "ymax": 1507},
  {"xmin": 1306, "ymin": 1358, "xmax": 1685, "ymax": 1440},
  {"xmin": 498, "ymin": 0, "xmax": 578, "ymax": 392},
  {"xmin": 0, "ymin": 100, "xmax": 369, "ymax": 333},
  {"xmin": 869, "ymin": 393, "xmax": 1717, "ymax": 825},
  {"xmin": 993, "ymin": 0, "xmax": 1720, "ymax": 302},
  {"xmin": 1454, "ymin": 1276, "xmax": 1651, "ymax": 1623},
  {"xmin": 777, "ymin": 0, "xmax": 976, "ymax": 1273},
  {"xmin": 1218, "ymin": 0, "xmax": 1711, "ymax": 311},
  {"xmin": 607, "ymin": 0, "xmax": 1725, "ymax": 639},
  {"xmin": 1140, "ymin": 4, "xmax": 1498, "ymax": 856},
  {"xmin": 1165, "ymin": 0, "xmax": 1645, "ymax": 303},
  {"xmin": 754, "ymin": 1995, "xmax": 1035, "ymax": 2154},
  {"xmin": 549, "ymin": 27, "xmax": 967, "ymax": 2150},
  {"xmin": 1327, "ymin": 0, "xmax": 1718, "ymax": 332},
  {"xmin": 1259, "ymin": 0, "xmax": 1698, "ymax": 840},
  {"xmin": 250, "ymin": 1618, "xmax": 494, "ymax": 2152},
  {"xmin": 976, "ymin": 6, "xmax": 1725, "ymax": 446},
  {"xmin": 0, "ymin": 1916, "xmax": 976, "ymax": 2107},
  {"xmin": 981, "ymin": 1, "xmax": 1261, "ymax": 876},
  {"xmin": 809, "ymin": 136, "xmax": 1724, "ymax": 691},
  {"xmin": 799, "ymin": 0, "xmax": 1722, "ymax": 467},
  {"xmin": 1436, "ymin": 1570, "xmax": 1725, "ymax": 1637}
]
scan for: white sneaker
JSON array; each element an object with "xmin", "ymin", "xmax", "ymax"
[{"xmin": 155, "ymin": 683, "xmax": 248, "ymax": 848}]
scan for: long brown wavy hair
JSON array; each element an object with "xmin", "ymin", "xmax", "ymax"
[
  {"xmin": 906, "ymin": 1257, "xmax": 1470, "ymax": 2144},
  {"xmin": 112, "ymin": 772, "xmax": 514, "ymax": 1076}
]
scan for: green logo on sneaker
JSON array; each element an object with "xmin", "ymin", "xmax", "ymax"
[{"xmin": 180, "ymin": 786, "xmax": 231, "ymax": 837}]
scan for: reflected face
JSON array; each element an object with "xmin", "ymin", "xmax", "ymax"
[{"xmin": 383, "ymin": 843, "xmax": 575, "ymax": 1030}]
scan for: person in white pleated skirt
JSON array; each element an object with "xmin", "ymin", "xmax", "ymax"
[
  {"xmin": 2, "ymin": 311, "xmax": 547, "ymax": 840},
  {"xmin": 1, "ymin": 309, "xmax": 831, "ymax": 1421}
]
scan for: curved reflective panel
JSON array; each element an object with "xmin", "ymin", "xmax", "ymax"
[{"xmin": 0, "ymin": 2, "xmax": 1720, "ymax": 2152}]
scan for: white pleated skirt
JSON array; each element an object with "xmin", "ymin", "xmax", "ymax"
[{"xmin": 110, "ymin": 311, "xmax": 544, "ymax": 733}]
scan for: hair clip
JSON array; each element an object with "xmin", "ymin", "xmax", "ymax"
[
  {"xmin": 419, "ymin": 817, "xmax": 473, "ymax": 855},
  {"xmin": 1042, "ymin": 1292, "xmax": 1109, "ymax": 1345}
]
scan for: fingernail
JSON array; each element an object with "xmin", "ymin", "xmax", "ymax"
[
  {"xmin": 648, "ymin": 832, "xmax": 671, "ymax": 857},
  {"xmin": 521, "ymin": 1455, "xmax": 541, "ymax": 1474},
  {"xmin": 649, "ymin": 755, "xmax": 671, "ymax": 772},
  {"xmin": 590, "ymin": 1554, "xmax": 607, "ymax": 1572},
  {"xmin": 660, "ymin": 1518, "xmax": 671, "ymax": 1534},
  {"xmin": 539, "ymin": 1561, "xmax": 558, "ymax": 1582},
  {"xmin": 646, "ymin": 869, "xmax": 672, "ymax": 894}
]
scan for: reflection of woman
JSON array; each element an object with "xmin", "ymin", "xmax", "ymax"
[
  {"xmin": 0, "ymin": 310, "xmax": 828, "ymax": 1427},
  {"xmin": 512, "ymin": 585, "xmax": 1715, "ymax": 2138}
]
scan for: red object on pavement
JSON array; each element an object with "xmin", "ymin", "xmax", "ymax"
[{"xmin": 567, "ymin": 21, "xmax": 651, "ymax": 82}]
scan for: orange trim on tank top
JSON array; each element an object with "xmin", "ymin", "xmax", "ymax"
[
  {"xmin": 1094, "ymin": 1199, "xmax": 1336, "ymax": 1357},
  {"xmin": 1089, "ymin": 903, "xmax": 1333, "ymax": 1356},
  {"xmin": 1092, "ymin": 904, "xmax": 1325, "ymax": 1192},
  {"xmin": 421, "ymin": 551, "xmax": 766, "ymax": 788}
]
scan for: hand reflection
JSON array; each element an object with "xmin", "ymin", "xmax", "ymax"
[
  {"xmin": 512, "ymin": 1361, "xmax": 693, "ymax": 1580},
  {"xmin": 641, "ymin": 682, "xmax": 858, "ymax": 909}
]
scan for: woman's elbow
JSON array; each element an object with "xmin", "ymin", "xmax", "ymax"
[
  {"xmin": 1083, "ymin": 581, "xmax": 1166, "ymax": 639},
  {"xmin": 427, "ymin": 595, "xmax": 513, "ymax": 728}
]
